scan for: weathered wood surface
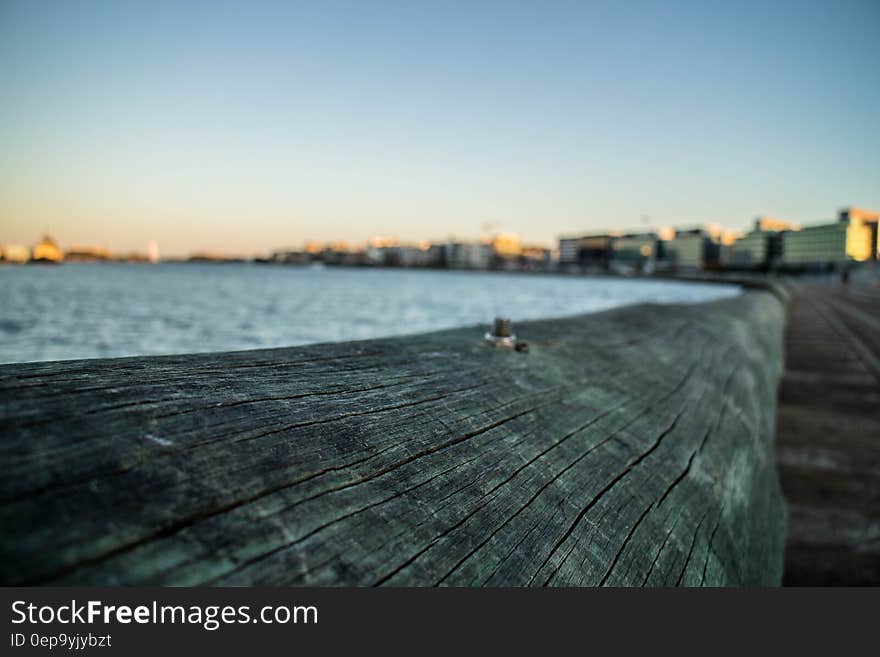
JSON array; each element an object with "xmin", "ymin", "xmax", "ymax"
[
  {"xmin": 777, "ymin": 282, "xmax": 880, "ymax": 584},
  {"xmin": 0, "ymin": 289, "xmax": 787, "ymax": 586}
]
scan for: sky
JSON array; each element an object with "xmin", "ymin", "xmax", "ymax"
[{"xmin": 1, "ymin": 0, "xmax": 878, "ymax": 256}]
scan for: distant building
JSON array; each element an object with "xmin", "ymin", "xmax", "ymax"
[
  {"xmin": 364, "ymin": 238, "xmax": 438, "ymax": 267},
  {"xmin": 0, "ymin": 244, "xmax": 30, "ymax": 264},
  {"xmin": 841, "ymin": 207, "xmax": 879, "ymax": 262},
  {"xmin": 147, "ymin": 241, "xmax": 160, "ymax": 264},
  {"xmin": 753, "ymin": 216, "xmax": 794, "ymax": 233},
  {"xmin": 781, "ymin": 223, "xmax": 847, "ymax": 267},
  {"xmin": 365, "ymin": 237, "xmax": 398, "ymax": 266},
  {"xmin": 557, "ymin": 233, "xmax": 615, "ymax": 270},
  {"xmin": 780, "ymin": 207, "xmax": 879, "ymax": 268},
  {"xmin": 117, "ymin": 252, "xmax": 151, "ymax": 263},
  {"xmin": 398, "ymin": 244, "xmax": 437, "ymax": 267},
  {"xmin": 559, "ymin": 231, "xmax": 664, "ymax": 272},
  {"xmin": 727, "ymin": 230, "xmax": 767, "ymax": 268},
  {"xmin": 491, "ymin": 233, "xmax": 521, "ymax": 259},
  {"xmin": 426, "ymin": 243, "xmax": 446, "ymax": 267},
  {"xmin": 64, "ymin": 246, "xmax": 111, "ymax": 262},
  {"xmin": 303, "ymin": 241, "xmax": 324, "ymax": 255},
  {"xmin": 188, "ymin": 252, "xmax": 245, "ymax": 263},
  {"xmin": 444, "ymin": 241, "xmax": 492, "ymax": 269},
  {"xmin": 518, "ymin": 245, "xmax": 553, "ymax": 271},
  {"xmin": 724, "ymin": 217, "xmax": 795, "ymax": 269},
  {"xmin": 31, "ymin": 235, "xmax": 63, "ymax": 263},
  {"xmin": 609, "ymin": 233, "xmax": 657, "ymax": 273},
  {"xmin": 663, "ymin": 228, "xmax": 719, "ymax": 270},
  {"xmin": 558, "ymin": 236, "xmax": 581, "ymax": 266},
  {"xmin": 339, "ymin": 250, "xmax": 369, "ymax": 267},
  {"xmin": 270, "ymin": 250, "xmax": 309, "ymax": 264},
  {"xmin": 319, "ymin": 246, "xmax": 366, "ymax": 266}
]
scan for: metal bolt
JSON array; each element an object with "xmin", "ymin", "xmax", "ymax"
[
  {"xmin": 485, "ymin": 317, "xmax": 516, "ymax": 348},
  {"xmin": 492, "ymin": 318, "xmax": 511, "ymax": 337}
]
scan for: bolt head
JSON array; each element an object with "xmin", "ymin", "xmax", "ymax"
[
  {"xmin": 486, "ymin": 317, "xmax": 516, "ymax": 347},
  {"xmin": 492, "ymin": 317, "xmax": 512, "ymax": 337}
]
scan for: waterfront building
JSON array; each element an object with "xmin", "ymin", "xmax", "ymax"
[
  {"xmin": 558, "ymin": 237, "xmax": 580, "ymax": 269},
  {"xmin": 365, "ymin": 238, "xmax": 438, "ymax": 267},
  {"xmin": 147, "ymin": 241, "xmax": 160, "ymax": 263},
  {"xmin": 188, "ymin": 252, "xmax": 245, "ymax": 263},
  {"xmin": 397, "ymin": 245, "xmax": 435, "ymax": 267},
  {"xmin": 781, "ymin": 223, "xmax": 846, "ymax": 267},
  {"xmin": 725, "ymin": 217, "xmax": 795, "ymax": 269},
  {"xmin": 443, "ymin": 242, "xmax": 465, "ymax": 268},
  {"xmin": 444, "ymin": 241, "xmax": 493, "ymax": 269},
  {"xmin": 663, "ymin": 228, "xmax": 718, "ymax": 270},
  {"xmin": 365, "ymin": 237, "xmax": 398, "ymax": 266},
  {"xmin": 840, "ymin": 208, "xmax": 879, "ymax": 261},
  {"xmin": 558, "ymin": 237, "xmax": 581, "ymax": 266},
  {"xmin": 489, "ymin": 233, "xmax": 525, "ymax": 270},
  {"xmin": 270, "ymin": 250, "xmax": 309, "ymax": 264},
  {"xmin": 425, "ymin": 243, "xmax": 446, "ymax": 267},
  {"xmin": 518, "ymin": 245, "xmax": 553, "ymax": 270},
  {"xmin": 0, "ymin": 244, "xmax": 30, "ymax": 264},
  {"xmin": 780, "ymin": 207, "xmax": 879, "ymax": 267},
  {"xmin": 556, "ymin": 233, "xmax": 615, "ymax": 270},
  {"xmin": 727, "ymin": 230, "xmax": 767, "ymax": 267},
  {"xmin": 609, "ymin": 233, "xmax": 657, "ymax": 273},
  {"xmin": 64, "ymin": 246, "xmax": 111, "ymax": 262},
  {"xmin": 117, "ymin": 251, "xmax": 151, "ymax": 263},
  {"xmin": 318, "ymin": 245, "xmax": 365, "ymax": 266},
  {"xmin": 31, "ymin": 235, "xmax": 63, "ymax": 263},
  {"xmin": 491, "ymin": 233, "xmax": 521, "ymax": 259}
]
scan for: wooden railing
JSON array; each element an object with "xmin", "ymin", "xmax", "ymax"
[{"xmin": 0, "ymin": 286, "xmax": 787, "ymax": 585}]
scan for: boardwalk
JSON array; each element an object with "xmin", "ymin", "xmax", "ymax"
[{"xmin": 777, "ymin": 280, "xmax": 880, "ymax": 584}]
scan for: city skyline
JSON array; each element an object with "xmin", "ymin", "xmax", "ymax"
[
  {"xmin": 2, "ymin": 1, "xmax": 879, "ymax": 256},
  {"xmin": 5, "ymin": 203, "xmax": 876, "ymax": 267}
]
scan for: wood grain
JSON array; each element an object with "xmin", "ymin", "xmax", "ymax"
[{"xmin": 0, "ymin": 289, "xmax": 787, "ymax": 586}]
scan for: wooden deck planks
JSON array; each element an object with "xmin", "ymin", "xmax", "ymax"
[
  {"xmin": 0, "ymin": 289, "xmax": 787, "ymax": 586},
  {"xmin": 776, "ymin": 282, "xmax": 880, "ymax": 584}
]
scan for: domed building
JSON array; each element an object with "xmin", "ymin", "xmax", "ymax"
[{"xmin": 31, "ymin": 235, "xmax": 63, "ymax": 263}]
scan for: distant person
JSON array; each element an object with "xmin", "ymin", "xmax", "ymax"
[{"xmin": 840, "ymin": 265, "xmax": 850, "ymax": 287}]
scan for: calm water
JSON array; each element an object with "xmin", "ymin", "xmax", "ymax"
[{"xmin": 0, "ymin": 263, "xmax": 739, "ymax": 364}]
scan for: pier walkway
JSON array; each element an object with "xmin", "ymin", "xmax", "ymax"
[{"xmin": 777, "ymin": 280, "xmax": 880, "ymax": 584}]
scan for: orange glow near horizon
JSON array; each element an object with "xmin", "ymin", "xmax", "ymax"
[{"xmin": 657, "ymin": 227, "xmax": 675, "ymax": 241}]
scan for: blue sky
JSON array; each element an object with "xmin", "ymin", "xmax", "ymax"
[{"xmin": 1, "ymin": 0, "xmax": 878, "ymax": 255}]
